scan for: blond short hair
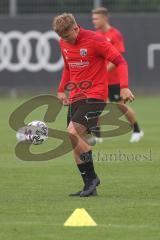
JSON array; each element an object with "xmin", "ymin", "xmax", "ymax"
[
  {"xmin": 92, "ymin": 7, "xmax": 109, "ymax": 16},
  {"xmin": 52, "ymin": 13, "xmax": 77, "ymax": 35}
]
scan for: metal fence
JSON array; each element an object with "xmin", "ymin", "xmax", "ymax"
[
  {"xmin": 0, "ymin": 0, "xmax": 9, "ymax": 14},
  {"xmin": 103, "ymin": 0, "xmax": 160, "ymax": 12},
  {"xmin": 0, "ymin": 0, "xmax": 160, "ymax": 16}
]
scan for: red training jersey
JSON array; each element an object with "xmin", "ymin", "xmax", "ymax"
[
  {"xmin": 58, "ymin": 27, "xmax": 128, "ymax": 103},
  {"xmin": 97, "ymin": 27, "xmax": 125, "ymax": 85}
]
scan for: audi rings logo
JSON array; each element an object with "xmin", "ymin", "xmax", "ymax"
[{"xmin": 0, "ymin": 31, "xmax": 64, "ymax": 72}]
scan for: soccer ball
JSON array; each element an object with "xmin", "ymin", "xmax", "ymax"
[
  {"xmin": 27, "ymin": 120, "xmax": 48, "ymax": 145},
  {"xmin": 16, "ymin": 120, "xmax": 48, "ymax": 145}
]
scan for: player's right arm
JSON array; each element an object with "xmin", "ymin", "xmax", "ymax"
[{"xmin": 57, "ymin": 49, "xmax": 70, "ymax": 105}]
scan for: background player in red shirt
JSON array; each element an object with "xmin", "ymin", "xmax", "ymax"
[
  {"xmin": 53, "ymin": 13, "xmax": 134, "ymax": 197},
  {"xmin": 92, "ymin": 7, "xmax": 144, "ymax": 143}
]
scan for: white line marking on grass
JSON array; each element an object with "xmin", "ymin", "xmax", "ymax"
[
  {"xmin": 0, "ymin": 222, "xmax": 60, "ymax": 226},
  {"xmin": 100, "ymin": 224, "xmax": 160, "ymax": 230},
  {"xmin": 0, "ymin": 222, "xmax": 159, "ymax": 230}
]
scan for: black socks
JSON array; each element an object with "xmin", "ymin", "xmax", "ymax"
[
  {"xmin": 77, "ymin": 150, "xmax": 97, "ymax": 183},
  {"xmin": 133, "ymin": 122, "xmax": 140, "ymax": 133},
  {"xmin": 77, "ymin": 164, "xmax": 86, "ymax": 184}
]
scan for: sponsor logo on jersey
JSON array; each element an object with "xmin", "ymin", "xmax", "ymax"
[{"xmin": 69, "ymin": 61, "xmax": 90, "ymax": 68}]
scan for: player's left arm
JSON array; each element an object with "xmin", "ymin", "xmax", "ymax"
[{"xmin": 94, "ymin": 38, "xmax": 134, "ymax": 102}]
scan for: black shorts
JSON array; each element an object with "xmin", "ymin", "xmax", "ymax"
[
  {"xmin": 108, "ymin": 84, "xmax": 121, "ymax": 102},
  {"xmin": 67, "ymin": 98, "xmax": 106, "ymax": 131}
]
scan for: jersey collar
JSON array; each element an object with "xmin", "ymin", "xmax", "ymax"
[{"xmin": 75, "ymin": 26, "xmax": 84, "ymax": 43}]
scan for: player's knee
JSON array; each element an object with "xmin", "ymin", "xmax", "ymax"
[{"xmin": 67, "ymin": 124, "xmax": 77, "ymax": 137}]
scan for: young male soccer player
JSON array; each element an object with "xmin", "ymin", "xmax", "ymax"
[
  {"xmin": 92, "ymin": 7, "xmax": 144, "ymax": 143},
  {"xmin": 53, "ymin": 13, "xmax": 134, "ymax": 197}
]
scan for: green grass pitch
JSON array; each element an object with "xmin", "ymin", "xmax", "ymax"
[{"xmin": 0, "ymin": 96, "xmax": 159, "ymax": 240}]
